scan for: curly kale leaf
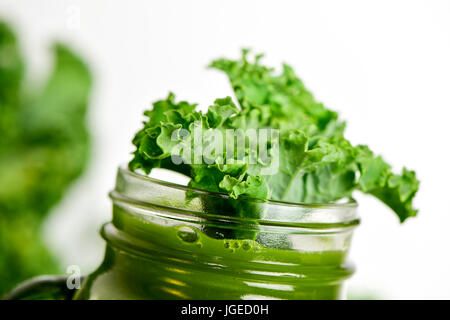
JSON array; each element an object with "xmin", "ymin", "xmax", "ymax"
[
  {"xmin": 129, "ymin": 50, "xmax": 419, "ymax": 225},
  {"xmin": 0, "ymin": 21, "xmax": 92, "ymax": 296},
  {"xmin": 210, "ymin": 50, "xmax": 419, "ymax": 221}
]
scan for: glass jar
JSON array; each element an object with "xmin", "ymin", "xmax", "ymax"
[
  {"xmin": 5, "ymin": 167, "xmax": 359, "ymax": 300},
  {"xmin": 75, "ymin": 167, "xmax": 359, "ymax": 300}
]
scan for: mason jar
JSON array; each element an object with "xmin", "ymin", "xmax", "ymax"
[{"xmin": 5, "ymin": 167, "xmax": 359, "ymax": 300}]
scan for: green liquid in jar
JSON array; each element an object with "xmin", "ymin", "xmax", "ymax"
[{"xmin": 74, "ymin": 206, "xmax": 354, "ymax": 300}]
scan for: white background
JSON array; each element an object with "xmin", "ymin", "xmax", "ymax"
[{"xmin": 1, "ymin": 0, "xmax": 449, "ymax": 299}]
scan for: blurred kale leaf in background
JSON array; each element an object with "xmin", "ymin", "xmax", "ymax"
[{"xmin": 0, "ymin": 20, "xmax": 91, "ymax": 296}]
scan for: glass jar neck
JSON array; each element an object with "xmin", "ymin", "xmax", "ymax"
[
  {"xmin": 90, "ymin": 200, "xmax": 356, "ymax": 299},
  {"xmin": 78, "ymin": 167, "xmax": 359, "ymax": 300}
]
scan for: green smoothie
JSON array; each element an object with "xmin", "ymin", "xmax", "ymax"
[{"xmin": 74, "ymin": 202, "xmax": 356, "ymax": 300}]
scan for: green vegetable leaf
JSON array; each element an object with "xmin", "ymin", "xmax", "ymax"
[
  {"xmin": 129, "ymin": 49, "xmax": 419, "ymax": 231},
  {"xmin": 0, "ymin": 21, "xmax": 92, "ymax": 296},
  {"xmin": 355, "ymin": 146, "xmax": 419, "ymax": 222}
]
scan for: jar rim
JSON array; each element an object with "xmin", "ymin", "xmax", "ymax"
[
  {"xmin": 111, "ymin": 166, "xmax": 359, "ymax": 229},
  {"xmin": 123, "ymin": 166, "xmax": 357, "ymax": 209}
]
